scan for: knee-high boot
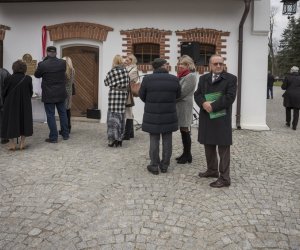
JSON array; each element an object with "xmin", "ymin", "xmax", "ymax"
[
  {"xmin": 176, "ymin": 131, "xmax": 185, "ymax": 161},
  {"xmin": 129, "ymin": 119, "xmax": 134, "ymax": 138},
  {"xmin": 123, "ymin": 119, "xmax": 131, "ymax": 140},
  {"xmin": 177, "ymin": 131, "xmax": 192, "ymax": 164}
]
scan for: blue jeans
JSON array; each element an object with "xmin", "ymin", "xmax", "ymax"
[{"xmin": 44, "ymin": 102, "xmax": 69, "ymax": 141}]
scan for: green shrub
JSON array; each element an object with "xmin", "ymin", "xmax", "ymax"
[{"xmin": 274, "ymin": 81, "xmax": 282, "ymax": 87}]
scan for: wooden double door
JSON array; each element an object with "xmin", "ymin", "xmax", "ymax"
[{"xmin": 62, "ymin": 46, "xmax": 99, "ymax": 117}]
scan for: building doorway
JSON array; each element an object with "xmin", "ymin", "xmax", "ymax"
[{"xmin": 62, "ymin": 46, "xmax": 99, "ymax": 117}]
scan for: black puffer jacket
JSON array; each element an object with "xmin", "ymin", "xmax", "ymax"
[
  {"xmin": 281, "ymin": 72, "xmax": 300, "ymax": 108},
  {"xmin": 34, "ymin": 56, "xmax": 67, "ymax": 103},
  {"xmin": 139, "ymin": 68, "xmax": 181, "ymax": 134}
]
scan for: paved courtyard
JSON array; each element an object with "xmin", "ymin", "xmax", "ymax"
[{"xmin": 0, "ymin": 87, "xmax": 299, "ymax": 250}]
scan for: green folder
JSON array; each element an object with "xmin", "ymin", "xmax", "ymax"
[{"xmin": 205, "ymin": 92, "xmax": 226, "ymax": 119}]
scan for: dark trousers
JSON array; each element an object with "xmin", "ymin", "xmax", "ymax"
[
  {"xmin": 286, "ymin": 107, "xmax": 299, "ymax": 128},
  {"xmin": 67, "ymin": 109, "xmax": 71, "ymax": 131},
  {"xmin": 149, "ymin": 133, "xmax": 172, "ymax": 169},
  {"xmin": 267, "ymin": 86, "xmax": 273, "ymax": 99},
  {"xmin": 204, "ymin": 145, "xmax": 231, "ymax": 184}
]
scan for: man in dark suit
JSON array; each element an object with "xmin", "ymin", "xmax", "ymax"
[
  {"xmin": 139, "ymin": 58, "xmax": 181, "ymax": 175},
  {"xmin": 34, "ymin": 46, "xmax": 69, "ymax": 143},
  {"xmin": 194, "ymin": 55, "xmax": 237, "ymax": 188}
]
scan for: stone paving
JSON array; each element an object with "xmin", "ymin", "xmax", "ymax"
[{"xmin": 0, "ymin": 86, "xmax": 299, "ymax": 250}]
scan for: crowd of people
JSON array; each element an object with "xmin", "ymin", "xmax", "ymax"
[
  {"xmin": 4, "ymin": 48, "xmax": 299, "ymax": 187},
  {"xmin": 0, "ymin": 46, "xmax": 75, "ymax": 148},
  {"xmin": 104, "ymin": 54, "xmax": 237, "ymax": 188}
]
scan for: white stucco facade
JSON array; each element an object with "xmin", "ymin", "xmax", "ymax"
[{"xmin": 0, "ymin": 0, "xmax": 270, "ymax": 130}]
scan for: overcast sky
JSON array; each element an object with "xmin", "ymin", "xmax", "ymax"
[{"xmin": 271, "ymin": 0, "xmax": 300, "ymax": 41}]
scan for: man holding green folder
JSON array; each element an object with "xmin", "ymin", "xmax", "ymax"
[{"xmin": 194, "ymin": 55, "xmax": 237, "ymax": 188}]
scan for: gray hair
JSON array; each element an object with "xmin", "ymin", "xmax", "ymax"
[{"xmin": 290, "ymin": 66, "xmax": 299, "ymax": 73}]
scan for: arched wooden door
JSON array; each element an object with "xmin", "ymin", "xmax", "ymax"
[{"xmin": 62, "ymin": 46, "xmax": 99, "ymax": 117}]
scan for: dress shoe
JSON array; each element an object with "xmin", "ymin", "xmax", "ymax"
[
  {"xmin": 159, "ymin": 165, "xmax": 168, "ymax": 173},
  {"xmin": 209, "ymin": 179, "xmax": 230, "ymax": 188},
  {"xmin": 198, "ymin": 171, "xmax": 219, "ymax": 178},
  {"xmin": 286, "ymin": 122, "xmax": 290, "ymax": 127},
  {"xmin": 45, "ymin": 138, "xmax": 57, "ymax": 143},
  {"xmin": 147, "ymin": 165, "xmax": 159, "ymax": 175},
  {"xmin": 63, "ymin": 137, "xmax": 69, "ymax": 140},
  {"xmin": 292, "ymin": 126, "xmax": 297, "ymax": 130}
]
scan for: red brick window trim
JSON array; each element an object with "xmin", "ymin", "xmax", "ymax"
[
  {"xmin": 120, "ymin": 28, "xmax": 172, "ymax": 73},
  {"xmin": 176, "ymin": 28, "xmax": 230, "ymax": 74},
  {"xmin": 46, "ymin": 22, "xmax": 113, "ymax": 42}
]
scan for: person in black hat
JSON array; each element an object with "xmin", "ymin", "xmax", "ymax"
[
  {"xmin": 34, "ymin": 46, "xmax": 69, "ymax": 143},
  {"xmin": 139, "ymin": 58, "xmax": 181, "ymax": 175}
]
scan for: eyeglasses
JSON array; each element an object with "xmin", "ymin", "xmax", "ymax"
[{"xmin": 212, "ymin": 62, "xmax": 224, "ymax": 66}]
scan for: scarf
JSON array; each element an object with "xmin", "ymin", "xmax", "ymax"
[{"xmin": 177, "ymin": 68, "xmax": 190, "ymax": 79}]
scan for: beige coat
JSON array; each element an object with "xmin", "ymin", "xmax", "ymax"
[{"xmin": 125, "ymin": 65, "xmax": 139, "ymax": 119}]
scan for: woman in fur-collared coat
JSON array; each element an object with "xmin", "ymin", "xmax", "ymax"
[
  {"xmin": 175, "ymin": 55, "xmax": 197, "ymax": 164},
  {"xmin": 104, "ymin": 55, "xmax": 130, "ymax": 147},
  {"xmin": 123, "ymin": 54, "xmax": 139, "ymax": 140}
]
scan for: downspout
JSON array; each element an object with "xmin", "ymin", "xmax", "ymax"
[{"xmin": 236, "ymin": 0, "xmax": 252, "ymax": 129}]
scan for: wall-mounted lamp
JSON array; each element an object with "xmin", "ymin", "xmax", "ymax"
[{"xmin": 281, "ymin": 0, "xmax": 299, "ymax": 17}]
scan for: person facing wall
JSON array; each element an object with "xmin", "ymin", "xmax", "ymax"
[
  {"xmin": 34, "ymin": 46, "xmax": 69, "ymax": 143},
  {"xmin": 1, "ymin": 60, "xmax": 33, "ymax": 150},
  {"xmin": 0, "ymin": 67, "xmax": 11, "ymax": 144},
  {"xmin": 61, "ymin": 56, "xmax": 75, "ymax": 134}
]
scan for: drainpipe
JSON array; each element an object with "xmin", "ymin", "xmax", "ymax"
[{"xmin": 236, "ymin": 0, "xmax": 252, "ymax": 129}]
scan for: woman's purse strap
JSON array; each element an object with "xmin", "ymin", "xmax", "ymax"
[{"xmin": 5, "ymin": 76, "xmax": 26, "ymax": 101}]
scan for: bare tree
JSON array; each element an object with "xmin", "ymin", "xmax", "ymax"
[{"xmin": 268, "ymin": 6, "xmax": 278, "ymax": 75}]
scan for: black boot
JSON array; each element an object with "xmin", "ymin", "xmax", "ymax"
[
  {"xmin": 175, "ymin": 131, "xmax": 185, "ymax": 161},
  {"xmin": 177, "ymin": 131, "xmax": 192, "ymax": 164},
  {"xmin": 129, "ymin": 119, "xmax": 134, "ymax": 138},
  {"xmin": 123, "ymin": 119, "xmax": 131, "ymax": 140}
]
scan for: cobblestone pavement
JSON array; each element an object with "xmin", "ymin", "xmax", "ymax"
[{"xmin": 0, "ymin": 87, "xmax": 299, "ymax": 250}]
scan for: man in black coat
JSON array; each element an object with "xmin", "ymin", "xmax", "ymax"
[
  {"xmin": 0, "ymin": 68, "xmax": 11, "ymax": 144},
  {"xmin": 267, "ymin": 71, "xmax": 275, "ymax": 99},
  {"xmin": 34, "ymin": 46, "xmax": 69, "ymax": 143},
  {"xmin": 194, "ymin": 55, "xmax": 237, "ymax": 188},
  {"xmin": 139, "ymin": 58, "xmax": 181, "ymax": 175},
  {"xmin": 281, "ymin": 66, "xmax": 300, "ymax": 130}
]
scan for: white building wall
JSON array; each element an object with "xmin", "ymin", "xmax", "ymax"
[{"xmin": 0, "ymin": 0, "xmax": 269, "ymax": 130}]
